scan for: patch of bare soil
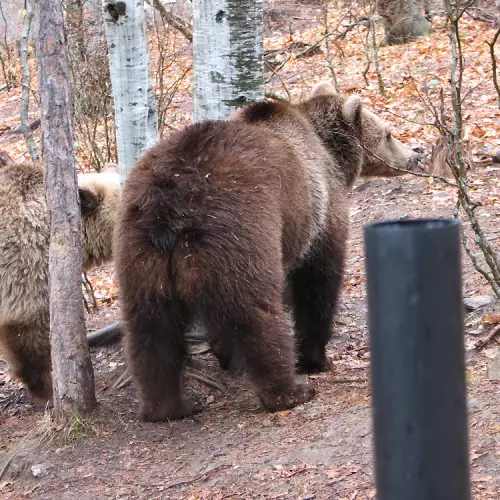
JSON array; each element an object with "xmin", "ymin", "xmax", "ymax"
[{"xmin": 1, "ymin": 169, "xmax": 500, "ymax": 499}]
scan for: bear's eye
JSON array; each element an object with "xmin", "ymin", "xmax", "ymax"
[{"xmin": 386, "ymin": 132, "xmax": 392, "ymax": 141}]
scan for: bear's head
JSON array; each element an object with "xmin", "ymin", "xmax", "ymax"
[
  {"xmin": 78, "ymin": 171, "xmax": 120, "ymax": 271},
  {"xmin": 309, "ymin": 82, "xmax": 421, "ymax": 177}
]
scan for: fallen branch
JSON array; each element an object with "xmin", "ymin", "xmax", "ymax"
[
  {"xmin": 474, "ymin": 324, "xmax": 500, "ymax": 350},
  {"xmin": 3, "ymin": 118, "xmax": 41, "ymax": 135},
  {"xmin": 112, "ymin": 364, "xmax": 225, "ymax": 392},
  {"xmin": 330, "ymin": 377, "xmax": 367, "ymax": 384},
  {"xmin": 185, "ymin": 367, "xmax": 226, "ymax": 392},
  {"xmin": 165, "ymin": 464, "xmax": 232, "ymax": 489}
]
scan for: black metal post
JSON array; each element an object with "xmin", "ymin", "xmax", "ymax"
[{"xmin": 364, "ymin": 219, "xmax": 470, "ymax": 500}]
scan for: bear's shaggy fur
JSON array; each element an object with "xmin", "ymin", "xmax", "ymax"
[
  {"xmin": 0, "ymin": 163, "xmax": 120, "ymax": 403},
  {"xmin": 116, "ymin": 84, "xmax": 419, "ymax": 421}
]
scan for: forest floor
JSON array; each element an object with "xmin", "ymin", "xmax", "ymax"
[
  {"xmin": 1, "ymin": 172, "xmax": 500, "ymax": 500},
  {"xmin": 1, "ymin": 2, "xmax": 500, "ymax": 499}
]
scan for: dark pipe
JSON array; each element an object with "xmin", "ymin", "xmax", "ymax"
[
  {"xmin": 87, "ymin": 322, "xmax": 122, "ymax": 347},
  {"xmin": 364, "ymin": 218, "xmax": 470, "ymax": 500}
]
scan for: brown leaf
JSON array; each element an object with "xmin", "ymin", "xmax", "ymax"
[{"xmin": 483, "ymin": 315, "xmax": 500, "ymax": 324}]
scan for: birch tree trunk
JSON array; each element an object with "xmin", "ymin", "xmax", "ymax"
[
  {"xmin": 20, "ymin": 0, "xmax": 38, "ymax": 161},
  {"xmin": 378, "ymin": 0, "xmax": 429, "ymax": 45},
  {"xmin": 102, "ymin": 0, "xmax": 158, "ymax": 189},
  {"xmin": 192, "ymin": 0, "xmax": 264, "ymax": 122},
  {"xmin": 34, "ymin": 0, "xmax": 96, "ymax": 417}
]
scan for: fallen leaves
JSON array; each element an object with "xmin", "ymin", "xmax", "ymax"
[
  {"xmin": 483, "ymin": 314, "xmax": 500, "ymax": 324},
  {"xmin": 327, "ymin": 464, "xmax": 362, "ymax": 484}
]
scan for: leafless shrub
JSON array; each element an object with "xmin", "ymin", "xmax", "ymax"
[{"xmin": 65, "ymin": 1, "xmax": 116, "ymax": 171}]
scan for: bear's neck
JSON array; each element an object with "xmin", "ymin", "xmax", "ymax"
[{"xmin": 296, "ymin": 103, "xmax": 363, "ymax": 189}]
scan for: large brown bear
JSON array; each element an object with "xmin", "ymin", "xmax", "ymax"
[
  {"xmin": 116, "ymin": 83, "xmax": 420, "ymax": 421},
  {"xmin": 0, "ymin": 162, "xmax": 120, "ymax": 404}
]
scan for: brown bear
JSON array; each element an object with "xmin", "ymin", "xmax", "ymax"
[
  {"xmin": 116, "ymin": 82, "xmax": 420, "ymax": 422},
  {"xmin": 0, "ymin": 162, "xmax": 120, "ymax": 404}
]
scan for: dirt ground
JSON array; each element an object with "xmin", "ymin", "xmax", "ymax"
[
  {"xmin": 1, "ymin": 2, "xmax": 500, "ymax": 498},
  {"xmin": 1, "ymin": 169, "xmax": 500, "ymax": 499}
]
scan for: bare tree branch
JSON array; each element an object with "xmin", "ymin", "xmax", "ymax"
[
  {"xmin": 152, "ymin": 0, "xmax": 193, "ymax": 42},
  {"xmin": 486, "ymin": 27, "xmax": 500, "ymax": 110}
]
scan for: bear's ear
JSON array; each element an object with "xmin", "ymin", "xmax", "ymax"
[
  {"xmin": 79, "ymin": 186, "xmax": 99, "ymax": 216},
  {"xmin": 310, "ymin": 81, "xmax": 337, "ymax": 98},
  {"xmin": 342, "ymin": 94, "xmax": 362, "ymax": 125}
]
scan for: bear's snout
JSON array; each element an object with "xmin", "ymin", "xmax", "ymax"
[{"xmin": 407, "ymin": 148, "xmax": 424, "ymax": 172}]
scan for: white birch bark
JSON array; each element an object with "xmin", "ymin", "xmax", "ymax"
[
  {"xmin": 102, "ymin": 0, "xmax": 158, "ymax": 189},
  {"xmin": 192, "ymin": 0, "xmax": 264, "ymax": 122}
]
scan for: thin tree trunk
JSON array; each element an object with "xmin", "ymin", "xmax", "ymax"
[
  {"xmin": 102, "ymin": 0, "xmax": 158, "ymax": 189},
  {"xmin": 192, "ymin": 0, "xmax": 264, "ymax": 122},
  {"xmin": 20, "ymin": 0, "xmax": 39, "ymax": 162},
  {"xmin": 152, "ymin": 0, "xmax": 193, "ymax": 42},
  {"xmin": 34, "ymin": 0, "xmax": 96, "ymax": 418},
  {"xmin": 0, "ymin": 1, "xmax": 16, "ymax": 87},
  {"xmin": 378, "ymin": 0, "xmax": 429, "ymax": 45}
]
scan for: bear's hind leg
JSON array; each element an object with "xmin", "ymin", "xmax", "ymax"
[
  {"xmin": 0, "ymin": 322, "xmax": 52, "ymax": 404},
  {"xmin": 290, "ymin": 237, "xmax": 345, "ymax": 373},
  {"xmin": 123, "ymin": 299, "xmax": 197, "ymax": 422},
  {"xmin": 205, "ymin": 299, "xmax": 315, "ymax": 412}
]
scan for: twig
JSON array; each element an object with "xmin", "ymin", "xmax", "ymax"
[
  {"xmin": 458, "ymin": 212, "xmax": 500, "ymax": 298},
  {"xmin": 330, "ymin": 377, "xmax": 367, "ymax": 384},
  {"xmin": 443, "ymin": 0, "xmax": 500, "ymax": 299},
  {"xmin": 361, "ymin": 5, "xmax": 372, "ymax": 87},
  {"xmin": 152, "ymin": 0, "xmax": 192, "ymax": 42},
  {"xmin": 266, "ymin": 11, "xmax": 366, "ymax": 83},
  {"xmin": 322, "ymin": 2, "xmax": 338, "ymax": 90},
  {"xmin": 112, "ymin": 363, "xmax": 225, "ymax": 392},
  {"xmin": 19, "ymin": 0, "xmax": 39, "ymax": 161},
  {"xmin": 359, "ymin": 142, "xmax": 456, "ymax": 185},
  {"xmin": 370, "ymin": 0, "xmax": 385, "ymax": 96},
  {"xmin": 82, "ymin": 271, "xmax": 97, "ymax": 309},
  {"xmin": 185, "ymin": 367, "xmax": 226, "ymax": 392},
  {"xmin": 474, "ymin": 324, "xmax": 500, "ymax": 350},
  {"xmin": 165, "ymin": 464, "xmax": 232, "ymax": 489},
  {"xmin": 486, "ymin": 27, "xmax": 500, "ymax": 110}
]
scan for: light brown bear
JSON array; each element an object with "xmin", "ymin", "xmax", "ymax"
[
  {"xmin": 116, "ymin": 82, "xmax": 420, "ymax": 421},
  {"xmin": 0, "ymin": 162, "xmax": 120, "ymax": 404}
]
